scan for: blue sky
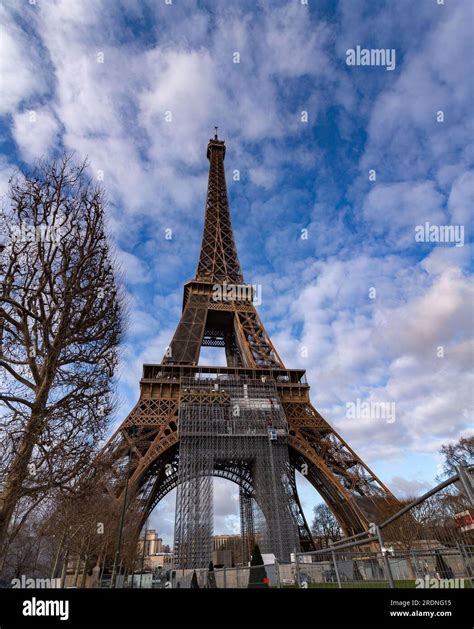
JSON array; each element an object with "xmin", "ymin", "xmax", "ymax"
[{"xmin": 1, "ymin": 0, "xmax": 473, "ymax": 544}]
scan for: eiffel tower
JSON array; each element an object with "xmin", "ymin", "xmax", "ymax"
[{"xmin": 102, "ymin": 131, "xmax": 396, "ymax": 568}]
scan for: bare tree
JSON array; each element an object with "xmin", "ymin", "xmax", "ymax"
[
  {"xmin": 38, "ymin": 475, "xmax": 118, "ymax": 587},
  {"xmin": 439, "ymin": 436, "xmax": 473, "ymax": 479},
  {"xmin": 0, "ymin": 155, "xmax": 124, "ymax": 552},
  {"xmin": 311, "ymin": 503, "xmax": 342, "ymax": 549},
  {"xmin": 432, "ymin": 435, "xmax": 474, "ymax": 519}
]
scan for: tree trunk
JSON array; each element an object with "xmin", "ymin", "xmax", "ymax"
[
  {"xmin": 60, "ymin": 549, "xmax": 69, "ymax": 587},
  {"xmin": 0, "ymin": 351, "xmax": 58, "ymax": 550},
  {"xmin": 0, "ymin": 409, "xmax": 45, "ymax": 548},
  {"xmin": 50, "ymin": 526, "xmax": 67, "ymax": 580},
  {"xmin": 80, "ymin": 538, "xmax": 91, "ymax": 589},
  {"xmin": 74, "ymin": 539, "xmax": 84, "ymax": 586}
]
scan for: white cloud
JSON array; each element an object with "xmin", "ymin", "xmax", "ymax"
[
  {"xmin": 115, "ymin": 250, "xmax": 151, "ymax": 285},
  {"xmin": 138, "ymin": 48, "xmax": 219, "ymax": 165},
  {"xmin": 390, "ymin": 476, "xmax": 431, "ymax": 499},
  {"xmin": 248, "ymin": 167, "xmax": 277, "ymax": 189},
  {"xmin": 273, "ymin": 250, "xmax": 473, "ymax": 464},
  {"xmin": 12, "ymin": 108, "xmax": 60, "ymax": 162},
  {"xmin": 360, "ymin": 1, "xmax": 473, "ymax": 182},
  {"xmin": 262, "ymin": 4, "xmax": 333, "ymax": 79},
  {"xmin": 0, "ymin": 5, "xmax": 46, "ymax": 115},
  {"xmin": 362, "ymin": 181, "xmax": 446, "ymax": 247},
  {"xmin": 448, "ymin": 170, "xmax": 474, "ymax": 225}
]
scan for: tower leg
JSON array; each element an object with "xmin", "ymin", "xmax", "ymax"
[
  {"xmin": 239, "ymin": 488, "xmax": 255, "ymax": 564},
  {"xmin": 173, "ymin": 402, "xmax": 214, "ymax": 570}
]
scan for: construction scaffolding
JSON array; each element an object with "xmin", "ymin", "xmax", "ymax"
[
  {"xmin": 173, "ymin": 377, "xmax": 300, "ymax": 569},
  {"xmin": 239, "ymin": 488, "xmax": 255, "ymax": 565}
]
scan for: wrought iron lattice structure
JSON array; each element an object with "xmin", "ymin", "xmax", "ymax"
[{"xmin": 99, "ymin": 132, "xmax": 398, "ymax": 569}]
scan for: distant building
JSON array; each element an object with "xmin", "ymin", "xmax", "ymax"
[
  {"xmin": 145, "ymin": 553, "xmax": 173, "ymax": 571},
  {"xmin": 137, "ymin": 529, "xmax": 173, "ymax": 571},
  {"xmin": 212, "ymin": 548, "xmax": 233, "ymax": 568},
  {"xmin": 212, "ymin": 534, "xmax": 243, "ymax": 566},
  {"xmin": 138, "ymin": 529, "xmax": 162, "ymax": 556}
]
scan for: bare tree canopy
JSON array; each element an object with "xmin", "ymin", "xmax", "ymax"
[
  {"xmin": 0, "ymin": 155, "xmax": 124, "ymax": 550},
  {"xmin": 439, "ymin": 436, "xmax": 473, "ymax": 478},
  {"xmin": 311, "ymin": 503, "xmax": 342, "ymax": 548}
]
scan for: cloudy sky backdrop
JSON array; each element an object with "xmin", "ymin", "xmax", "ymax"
[{"xmin": 1, "ymin": 0, "xmax": 472, "ymax": 544}]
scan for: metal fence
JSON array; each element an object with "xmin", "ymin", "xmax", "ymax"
[
  {"xmin": 168, "ymin": 546, "xmax": 472, "ymax": 589},
  {"xmin": 88, "ymin": 545, "xmax": 474, "ymax": 589},
  {"xmin": 294, "ymin": 546, "xmax": 473, "ymax": 589},
  {"xmin": 101, "ymin": 466, "xmax": 473, "ymax": 589},
  {"xmin": 165, "ymin": 466, "xmax": 473, "ymax": 589},
  {"xmin": 295, "ymin": 465, "xmax": 473, "ymax": 589}
]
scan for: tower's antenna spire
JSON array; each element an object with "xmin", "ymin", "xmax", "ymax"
[{"xmin": 197, "ymin": 133, "xmax": 242, "ymax": 284}]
